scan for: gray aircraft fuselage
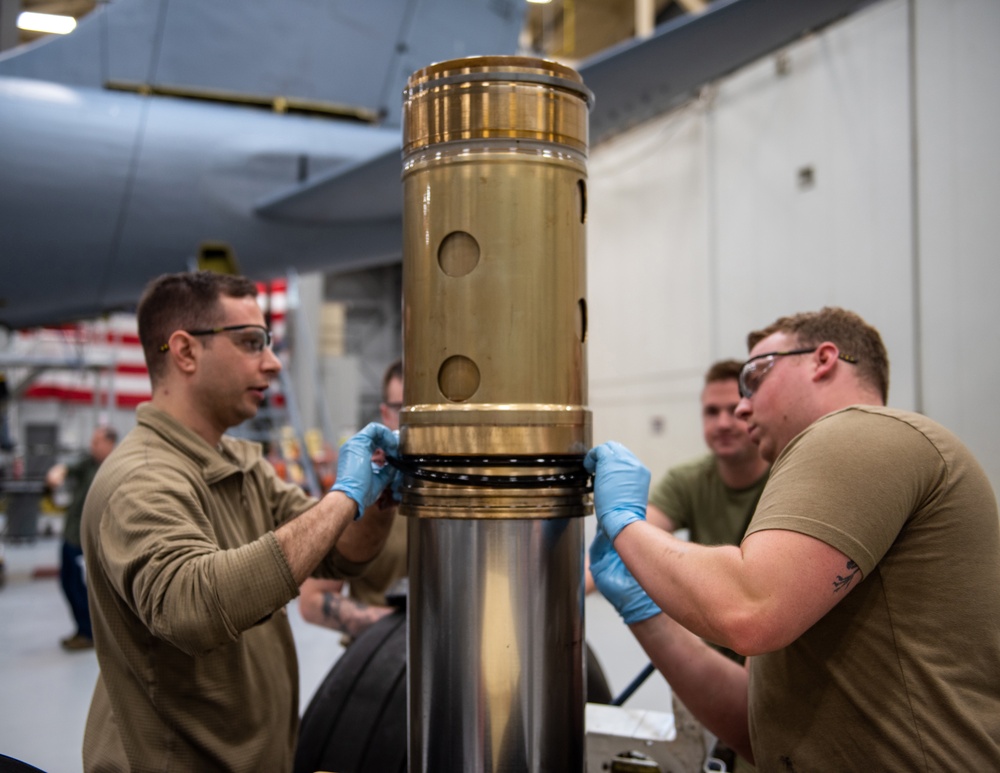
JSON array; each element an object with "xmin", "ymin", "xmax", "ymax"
[
  {"xmin": 0, "ymin": 75, "xmax": 403, "ymax": 328},
  {"xmin": 0, "ymin": 0, "xmax": 528, "ymax": 329}
]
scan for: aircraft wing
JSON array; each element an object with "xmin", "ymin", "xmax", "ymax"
[{"xmin": 256, "ymin": 145, "xmax": 404, "ymax": 224}]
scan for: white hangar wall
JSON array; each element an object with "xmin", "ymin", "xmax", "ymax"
[
  {"xmin": 585, "ymin": 0, "xmax": 1000, "ymax": 497},
  {"xmin": 915, "ymin": 0, "xmax": 1000, "ymax": 492}
]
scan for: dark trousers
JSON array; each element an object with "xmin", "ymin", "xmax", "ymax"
[{"xmin": 60, "ymin": 541, "xmax": 91, "ymax": 639}]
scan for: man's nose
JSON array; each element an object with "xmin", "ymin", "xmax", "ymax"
[
  {"xmin": 717, "ymin": 408, "xmax": 737, "ymax": 427},
  {"xmin": 262, "ymin": 347, "xmax": 281, "ymax": 373},
  {"xmin": 734, "ymin": 397, "xmax": 752, "ymax": 421}
]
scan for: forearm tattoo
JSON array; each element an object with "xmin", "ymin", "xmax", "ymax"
[
  {"xmin": 832, "ymin": 560, "xmax": 860, "ymax": 594},
  {"xmin": 321, "ymin": 591, "xmax": 389, "ymax": 638}
]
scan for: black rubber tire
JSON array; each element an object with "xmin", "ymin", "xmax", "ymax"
[
  {"xmin": 0, "ymin": 754, "xmax": 46, "ymax": 773},
  {"xmin": 586, "ymin": 642, "xmax": 613, "ymax": 704},
  {"xmin": 294, "ymin": 611, "xmax": 612, "ymax": 773},
  {"xmin": 295, "ymin": 612, "xmax": 407, "ymax": 773}
]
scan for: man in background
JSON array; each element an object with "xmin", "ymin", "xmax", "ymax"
[
  {"xmin": 299, "ymin": 359, "xmax": 407, "ymax": 641},
  {"xmin": 46, "ymin": 425, "xmax": 117, "ymax": 650},
  {"xmin": 588, "ymin": 360, "xmax": 767, "ymax": 599},
  {"xmin": 648, "ymin": 358, "xmax": 769, "ymax": 549}
]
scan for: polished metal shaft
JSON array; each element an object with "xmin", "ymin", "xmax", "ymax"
[
  {"xmin": 408, "ymin": 518, "xmax": 584, "ymax": 772},
  {"xmin": 400, "ymin": 56, "xmax": 593, "ymax": 772}
]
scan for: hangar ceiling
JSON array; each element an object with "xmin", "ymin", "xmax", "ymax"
[{"xmin": 12, "ymin": 0, "xmax": 717, "ymax": 62}]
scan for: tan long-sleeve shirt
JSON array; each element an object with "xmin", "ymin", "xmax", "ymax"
[{"xmin": 81, "ymin": 404, "xmax": 367, "ymax": 773}]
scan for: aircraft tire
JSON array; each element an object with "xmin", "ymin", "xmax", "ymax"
[{"xmin": 294, "ymin": 610, "xmax": 612, "ymax": 773}]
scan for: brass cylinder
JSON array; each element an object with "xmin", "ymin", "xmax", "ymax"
[
  {"xmin": 401, "ymin": 56, "xmax": 592, "ymax": 772},
  {"xmin": 400, "ymin": 55, "xmax": 592, "ymax": 520}
]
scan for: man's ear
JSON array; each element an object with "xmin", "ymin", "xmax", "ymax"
[
  {"xmin": 167, "ymin": 331, "xmax": 199, "ymax": 375},
  {"xmin": 813, "ymin": 342, "xmax": 840, "ymax": 382}
]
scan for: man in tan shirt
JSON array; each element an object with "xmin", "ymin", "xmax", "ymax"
[
  {"xmin": 81, "ymin": 271, "xmax": 400, "ymax": 773},
  {"xmin": 586, "ymin": 307, "xmax": 1000, "ymax": 770}
]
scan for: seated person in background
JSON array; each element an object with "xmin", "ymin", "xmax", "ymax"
[
  {"xmin": 586, "ymin": 360, "xmax": 768, "ymax": 598},
  {"xmin": 299, "ymin": 359, "xmax": 407, "ymax": 641},
  {"xmin": 647, "ymin": 359, "xmax": 769, "ymax": 549}
]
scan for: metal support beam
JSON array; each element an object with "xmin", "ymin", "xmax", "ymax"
[{"xmin": 581, "ymin": 0, "xmax": 879, "ymax": 145}]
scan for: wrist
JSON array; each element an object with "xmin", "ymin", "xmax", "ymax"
[
  {"xmin": 327, "ymin": 488, "xmax": 361, "ymax": 520},
  {"xmin": 604, "ymin": 507, "xmax": 644, "ymax": 542},
  {"xmin": 621, "ymin": 594, "xmax": 661, "ymax": 625}
]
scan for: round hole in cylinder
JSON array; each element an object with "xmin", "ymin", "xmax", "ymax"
[
  {"xmin": 438, "ymin": 355, "xmax": 481, "ymax": 402},
  {"xmin": 438, "ymin": 231, "xmax": 481, "ymax": 277},
  {"xmin": 577, "ymin": 298, "xmax": 588, "ymax": 343}
]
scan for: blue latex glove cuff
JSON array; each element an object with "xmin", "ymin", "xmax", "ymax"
[{"xmin": 589, "ymin": 531, "xmax": 661, "ymax": 625}]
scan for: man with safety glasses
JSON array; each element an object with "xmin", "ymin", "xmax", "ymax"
[
  {"xmin": 587, "ymin": 307, "xmax": 1000, "ymax": 770},
  {"xmin": 80, "ymin": 271, "xmax": 400, "ymax": 773}
]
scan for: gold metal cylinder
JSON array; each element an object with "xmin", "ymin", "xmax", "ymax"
[
  {"xmin": 400, "ymin": 55, "xmax": 593, "ymax": 520},
  {"xmin": 402, "ymin": 56, "xmax": 593, "ymax": 773}
]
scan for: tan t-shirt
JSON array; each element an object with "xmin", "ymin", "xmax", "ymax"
[
  {"xmin": 745, "ymin": 406, "xmax": 1000, "ymax": 771},
  {"xmin": 648, "ymin": 453, "xmax": 768, "ymax": 546}
]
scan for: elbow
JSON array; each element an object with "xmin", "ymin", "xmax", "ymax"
[
  {"xmin": 299, "ymin": 597, "xmax": 323, "ymax": 626},
  {"xmin": 157, "ymin": 616, "xmax": 239, "ymax": 656},
  {"xmin": 145, "ymin": 594, "xmax": 242, "ymax": 656},
  {"xmin": 715, "ymin": 607, "xmax": 796, "ymax": 657}
]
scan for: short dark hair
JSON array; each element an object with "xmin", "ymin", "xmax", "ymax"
[
  {"xmin": 99, "ymin": 425, "xmax": 118, "ymax": 445},
  {"xmin": 747, "ymin": 307, "xmax": 889, "ymax": 402},
  {"xmin": 704, "ymin": 359, "xmax": 743, "ymax": 386},
  {"xmin": 138, "ymin": 271, "xmax": 259, "ymax": 384},
  {"xmin": 382, "ymin": 358, "xmax": 403, "ymax": 402}
]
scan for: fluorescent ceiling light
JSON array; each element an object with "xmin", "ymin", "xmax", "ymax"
[
  {"xmin": 527, "ymin": 0, "xmax": 552, "ymax": 4},
  {"xmin": 17, "ymin": 11, "xmax": 77, "ymax": 35}
]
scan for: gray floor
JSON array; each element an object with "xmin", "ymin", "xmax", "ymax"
[
  {"xmin": 0, "ymin": 520, "xmax": 671, "ymax": 773},
  {"xmin": 0, "ymin": 532, "xmax": 345, "ymax": 773}
]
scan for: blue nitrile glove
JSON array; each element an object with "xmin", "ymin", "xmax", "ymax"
[
  {"xmin": 589, "ymin": 530, "xmax": 661, "ymax": 625},
  {"xmin": 583, "ymin": 441, "xmax": 651, "ymax": 543},
  {"xmin": 331, "ymin": 423, "xmax": 401, "ymax": 517},
  {"xmin": 374, "ymin": 431, "xmax": 404, "ymax": 508}
]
